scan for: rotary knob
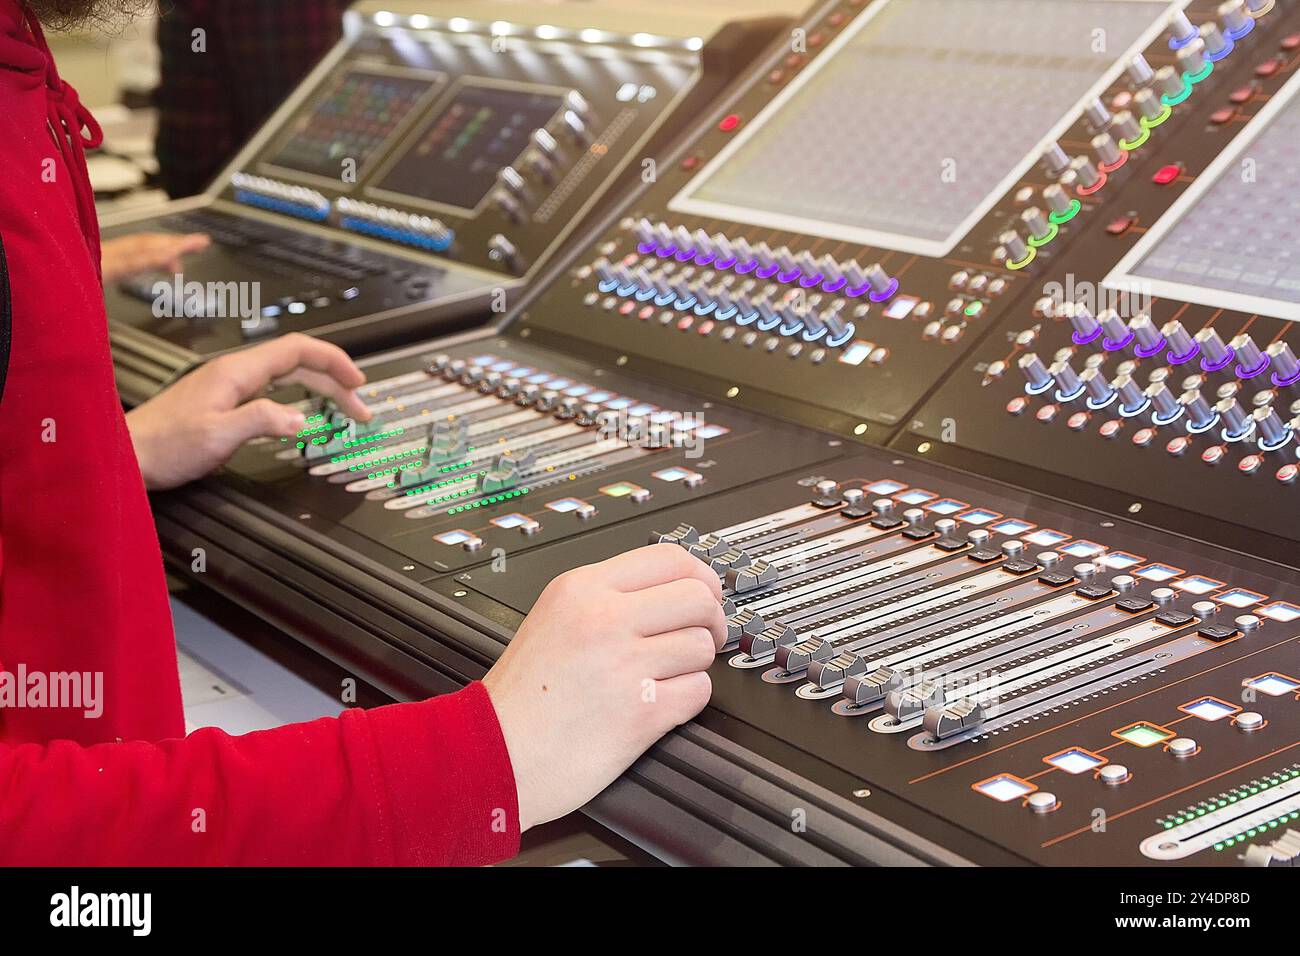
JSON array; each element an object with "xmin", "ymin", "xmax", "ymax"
[
  {"xmin": 1146, "ymin": 381, "xmax": 1182, "ymax": 422},
  {"xmin": 1133, "ymin": 88, "xmax": 1164, "ymax": 123},
  {"xmin": 1041, "ymin": 142, "xmax": 1071, "ymax": 178},
  {"xmin": 1021, "ymin": 207, "xmax": 1051, "ymax": 242},
  {"xmin": 1267, "ymin": 341, "xmax": 1299, "ymax": 382},
  {"xmin": 1154, "ymin": 65, "xmax": 1184, "ymax": 99},
  {"xmin": 1129, "ymin": 313, "xmax": 1163, "ymax": 353},
  {"xmin": 1231, "ymin": 333, "xmax": 1267, "ymax": 374},
  {"xmin": 1127, "ymin": 53, "xmax": 1155, "ymax": 87},
  {"xmin": 1113, "ymin": 373, "xmax": 1147, "ymax": 414},
  {"xmin": 1215, "ymin": 396, "xmax": 1251, "ymax": 439},
  {"xmin": 1162, "ymin": 319, "xmax": 1196, "ymax": 360},
  {"xmin": 1018, "ymin": 352, "xmax": 1054, "ymax": 392},
  {"xmin": 1000, "ymin": 230, "xmax": 1030, "ymax": 264},
  {"xmin": 1111, "ymin": 110, "xmax": 1141, "ymax": 144},
  {"xmin": 1050, "ymin": 359, "xmax": 1085, "ymax": 399},
  {"xmin": 1180, "ymin": 389, "xmax": 1218, "ymax": 431},
  {"xmin": 1081, "ymin": 367, "xmax": 1115, "ymax": 407},
  {"xmin": 1168, "ymin": 9, "xmax": 1198, "ymax": 47},
  {"xmin": 1043, "ymin": 183, "xmax": 1075, "ymax": 217},
  {"xmin": 1066, "ymin": 155, "xmax": 1101, "ymax": 191},
  {"xmin": 1200, "ymin": 21, "xmax": 1229, "ymax": 60},
  {"xmin": 1254, "ymin": 406, "xmax": 1292, "ymax": 448},
  {"xmin": 1084, "ymin": 97, "xmax": 1112, "ymax": 130},
  {"xmin": 1195, "ymin": 327, "xmax": 1233, "ymax": 369},
  {"xmin": 1176, "ymin": 39, "xmax": 1208, "ymax": 77},
  {"xmin": 1092, "ymin": 132, "xmax": 1122, "ymax": 168},
  {"xmin": 1098, "ymin": 309, "xmax": 1129, "ymax": 345},
  {"xmin": 1069, "ymin": 304, "xmax": 1100, "ymax": 341},
  {"xmin": 1220, "ymin": 1, "xmax": 1251, "ymax": 37}
]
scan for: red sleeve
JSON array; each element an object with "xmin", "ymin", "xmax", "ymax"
[{"xmin": 0, "ymin": 682, "xmax": 521, "ymax": 866}]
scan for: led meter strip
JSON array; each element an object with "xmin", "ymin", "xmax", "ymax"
[{"xmin": 1141, "ymin": 770, "xmax": 1300, "ymax": 861}]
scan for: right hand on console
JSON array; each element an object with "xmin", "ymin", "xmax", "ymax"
[{"xmin": 483, "ymin": 543, "xmax": 727, "ymax": 831}]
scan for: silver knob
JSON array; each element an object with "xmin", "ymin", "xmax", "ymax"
[
  {"xmin": 1254, "ymin": 406, "xmax": 1291, "ymax": 447},
  {"xmin": 1216, "ymin": 397, "xmax": 1251, "ymax": 439},
  {"xmin": 1041, "ymin": 142, "xmax": 1071, "ymax": 178},
  {"xmin": 1130, "ymin": 313, "xmax": 1163, "ymax": 352},
  {"xmin": 1127, "ymin": 53, "xmax": 1155, "ymax": 87},
  {"xmin": 1133, "ymin": 88, "xmax": 1164, "ymax": 123},
  {"xmin": 1069, "ymin": 305, "xmax": 1100, "ymax": 340},
  {"xmin": 1111, "ymin": 110, "xmax": 1141, "ymax": 144},
  {"xmin": 1084, "ymin": 97, "xmax": 1112, "ymax": 130},
  {"xmin": 935, "ymin": 518, "xmax": 958, "ymax": 536},
  {"xmin": 968, "ymin": 529, "xmax": 991, "ymax": 546},
  {"xmin": 1092, "ymin": 132, "xmax": 1122, "ymax": 168},
  {"xmin": 1146, "ymin": 381, "xmax": 1182, "ymax": 421},
  {"xmin": 1154, "ymin": 65, "xmax": 1184, "ymax": 99},
  {"xmin": 1162, "ymin": 319, "xmax": 1196, "ymax": 358},
  {"xmin": 1021, "ymin": 206, "xmax": 1051, "ymax": 241},
  {"xmin": 1000, "ymin": 230, "xmax": 1030, "ymax": 263},
  {"xmin": 1019, "ymin": 353, "xmax": 1054, "ymax": 391},
  {"xmin": 904, "ymin": 508, "xmax": 926, "ymax": 528},
  {"xmin": 1037, "ymin": 551, "xmax": 1060, "ymax": 568},
  {"xmin": 1082, "ymin": 367, "xmax": 1115, "ymax": 406},
  {"xmin": 1267, "ymin": 341, "xmax": 1299, "ymax": 381},
  {"xmin": 1112, "ymin": 575, "xmax": 1136, "ymax": 592},
  {"xmin": 1114, "ymin": 373, "xmax": 1147, "ymax": 414},
  {"xmin": 1176, "ymin": 39, "xmax": 1208, "ymax": 77},
  {"xmin": 1151, "ymin": 587, "xmax": 1176, "ymax": 605},
  {"xmin": 1195, "ymin": 327, "xmax": 1232, "ymax": 368},
  {"xmin": 1219, "ymin": 1, "xmax": 1250, "ymax": 37},
  {"xmin": 1199, "ymin": 21, "xmax": 1229, "ymax": 59},
  {"xmin": 1192, "ymin": 600, "xmax": 1218, "ymax": 618},
  {"xmin": 1074, "ymin": 562, "xmax": 1097, "ymax": 581},
  {"xmin": 873, "ymin": 498, "xmax": 896, "ymax": 519},
  {"xmin": 1180, "ymin": 389, "xmax": 1218, "ymax": 431},
  {"xmin": 1231, "ymin": 333, "xmax": 1265, "ymax": 373},
  {"xmin": 1168, "ymin": 10, "xmax": 1197, "ymax": 46},
  {"xmin": 1067, "ymin": 155, "xmax": 1100, "ymax": 190},
  {"xmin": 1002, "ymin": 540, "xmax": 1025, "ymax": 557},
  {"xmin": 1043, "ymin": 183, "xmax": 1074, "ymax": 217},
  {"xmin": 1235, "ymin": 613, "xmax": 1261, "ymax": 632},
  {"xmin": 1099, "ymin": 308, "xmax": 1128, "ymax": 343},
  {"xmin": 1050, "ymin": 359, "xmax": 1084, "ymax": 399}
]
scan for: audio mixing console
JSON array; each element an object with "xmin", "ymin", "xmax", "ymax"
[
  {"xmin": 101, "ymin": 1, "xmax": 786, "ymax": 404},
  {"xmin": 154, "ymin": 0, "xmax": 1300, "ymax": 866}
]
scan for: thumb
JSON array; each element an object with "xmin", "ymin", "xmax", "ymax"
[{"xmin": 218, "ymin": 398, "xmax": 307, "ymax": 447}]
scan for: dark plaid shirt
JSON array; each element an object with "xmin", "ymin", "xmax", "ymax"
[{"xmin": 154, "ymin": 0, "xmax": 351, "ymax": 198}]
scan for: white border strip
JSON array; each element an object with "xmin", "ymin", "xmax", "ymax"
[{"xmin": 669, "ymin": 0, "xmax": 1184, "ymax": 259}]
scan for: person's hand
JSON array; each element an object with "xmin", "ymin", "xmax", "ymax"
[
  {"xmin": 126, "ymin": 333, "xmax": 373, "ymax": 491},
  {"xmin": 483, "ymin": 544, "xmax": 726, "ymax": 831},
  {"xmin": 101, "ymin": 232, "xmax": 210, "ymax": 284}
]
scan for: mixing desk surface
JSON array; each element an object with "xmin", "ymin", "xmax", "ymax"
[
  {"xmin": 102, "ymin": 2, "xmax": 786, "ymax": 404},
  {"xmin": 154, "ymin": 0, "xmax": 1300, "ymax": 867}
]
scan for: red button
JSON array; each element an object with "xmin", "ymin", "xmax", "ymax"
[
  {"xmin": 1106, "ymin": 216, "xmax": 1135, "ymax": 235},
  {"xmin": 1229, "ymin": 84, "xmax": 1256, "ymax": 104},
  {"xmin": 718, "ymin": 113, "xmax": 741, "ymax": 132},
  {"xmin": 1282, "ymin": 33, "xmax": 1300, "ymax": 51},
  {"xmin": 767, "ymin": 69, "xmax": 786, "ymax": 85},
  {"xmin": 1210, "ymin": 106, "xmax": 1237, "ymax": 125},
  {"xmin": 680, "ymin": 154, "xmax": 701, "ymax": 171},
  {"xmin": 1256, "ymin": 59, "xmax": 1281, "ymax": 78},
  {"xmin": 1152, "ymin": 163, "xmax": 1182, "ymax": 185}
]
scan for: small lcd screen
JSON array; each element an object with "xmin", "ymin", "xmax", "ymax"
[
  {"xmin": 266, "ymin": 68, "xmax": 438, "ymax": 180},
  {"xmin": 671, "ymin": 0, "xmax": 1176, "ymax": 256},
  {"xmin": 1109, "ymin": 70, "xmax": 1300, "ymax": 321},
  {"xmin": 373, "ymin": 82, "xmax": 565, "ymax": 212}
]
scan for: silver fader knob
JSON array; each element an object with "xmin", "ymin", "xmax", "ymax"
[
  {"xmin": 1127, "ymin": 53, "xmax": 1155, "ymax": 87},
  {"xmin": 1180, "ymin": 389, "xmax": 1218, "ymax": 431},
  {"xmin": 1043, "ymin": 183, "xmax": 1074, "ymax": 217},
  {"xmin": 1195, "ymin": 327, "xmax": 1233, "ymax": 368},
  {"xmin": 1092, "ymin": 133, "xmax": 1122, "ymax": 168},
  {"xmin": 1220, "ymin": 1, "xmax": 1250, "ymax": 37},
  {"xmin": 1133, "ymin": 88, "xmax": 1164, "ymax": 123},
  {"xmin": 1162, "ymin": 319, "xmax": 1196, "ymax": 359},
  {"xmin": 1176, "ymin": 39, "xmax": 1208, "ymax": 77},
  {"xmin": 1067, "ymin": 155, "xmax": 1101, "ymax": 190},
  {"xmin": 1050, "ymin": 359, "xmax": 1084, "ymax": 399},
  {"xmin": 1267, "ymin": 340, "xmax": 1299, "ymax": 382},
  {"xmin": 1154, "ymin": 65, "xmax": 1184, "ymax": 99},
  {"xmin": 1084, "ymin": 97, "xmax": 1112, "ymax": 130},
  {"xmin": 1216, "ymin": 397, "xmax": 1252, "ymax": 439},
  {"xmin": 1254, "ymin": 406, "xmax": 1291, "ymax": 448},
  {"xmin": 1114, "ymin": 373, "xmax": 1147, "ymax": 414},
  {"xmin": 1019, "ymin": 352, "xmax": 1054, "ymax": 392},
  {"xmin": 1231, "ymin": 333, "xmax": 1266, "ymax": 373},
  {"xmin": 1200, "ymin": 21, "xmax": 1229, "ymax": 60},
  {"xmin": 1000, "ymin": 230, "xmax": 1030, "ymax": 264},
  {"xmin": 1042, "ymin": 142, "xmax": 1071, "ymax": 178},
  {"xmin": 1111, "ymin": 110, "xmax": 1141, "ymax": 144},
  {"xmin": 1081, "ymin": 367, "xmax": 1115, "ymax": 406}
]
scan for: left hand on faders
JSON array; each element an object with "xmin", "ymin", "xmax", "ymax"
[{"xmin": 126, "ymin": 333, "xmax": 374, "ymax": 491}]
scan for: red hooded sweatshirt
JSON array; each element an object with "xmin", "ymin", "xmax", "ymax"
[{"xmin": 0, "ymin": 1, "xmax": 519, "ymax": 865}]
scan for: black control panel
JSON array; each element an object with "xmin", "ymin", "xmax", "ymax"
[
  {"xmin": 155, "ymin": 0, "xmax": 1300, "ymax": 867},
  {"xmin": 103, "ymin": 6, "xmax": 785, "ymax": 404}
]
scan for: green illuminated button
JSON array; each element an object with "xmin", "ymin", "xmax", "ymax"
[{"xmin": 1112, "ymin": 722, "xmax": 1176, "ymax": 748}]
